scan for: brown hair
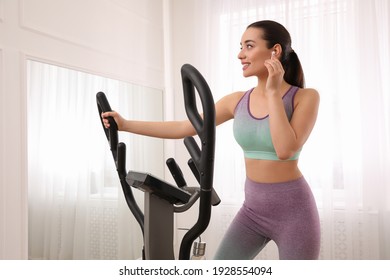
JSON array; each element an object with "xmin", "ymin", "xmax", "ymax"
[{"xmin": 247, "ymin": 20, "xmax": 305, "ymax": 88}]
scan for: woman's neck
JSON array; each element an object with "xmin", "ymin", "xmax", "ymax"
[{"xmin": 254, "ymin": 78, "xmax": 290, "ymax": 97}]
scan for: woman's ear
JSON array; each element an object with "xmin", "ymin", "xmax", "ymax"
[{"xmin": 271, "ymin": 44, "xmax": 283, "ymax": 59}]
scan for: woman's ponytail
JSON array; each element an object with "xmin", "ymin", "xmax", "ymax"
[{"xmin": 283, "ymin": 50, "xmax": 305, "ymax": 88}]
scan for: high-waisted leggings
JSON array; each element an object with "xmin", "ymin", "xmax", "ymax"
[{"xmin": 214, "ymin": 176, "xmax": 321, "ymax": 260}]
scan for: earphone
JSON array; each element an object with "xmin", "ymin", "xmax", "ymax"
[{"xmin": 271, "ymin": 50, "xmax": 276, "ymax": 56}]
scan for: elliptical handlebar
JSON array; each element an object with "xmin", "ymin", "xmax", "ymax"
[
  {"xmin": 96, "ymin": 92, "xmax": 119, "ymax": 159},
  {"xmin": 96, "ymin": 92, "xmax": 145, "ymax": 236},
  {"xmin": 179, "ymin": 64, "xmax": 217, "ymax": 259}
]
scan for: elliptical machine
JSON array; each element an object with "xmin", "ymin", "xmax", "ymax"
[{"xmin": 96, "ymin": 64, "xmax": 220, "ymax": 260}]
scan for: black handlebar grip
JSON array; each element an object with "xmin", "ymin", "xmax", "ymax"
[
  {"xmin": 96, "ymin": 92, "xmax": 118, "ymax": 156},
  {"xmin": 184, "ymin": 136, "xmax": 201, "ymax": 165},
  {"xmin": 187, "ymin": 159, "xmax": 200, "ymax": 183},
  {"xmin": 117, "ymin": 142, "xmax": 127, "ymax": 177},
  {"xmin": 166, "ymin": 158, "xmax": 187, "ymax": 188}
]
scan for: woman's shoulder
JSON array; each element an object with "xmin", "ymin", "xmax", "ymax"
[
  {"xmin": 217, "ymin": 90, "xmax": 247, "ymax": 106},
  {"xmin": 228, "ymin": 90, "xmax": 248, "ymax": 100},
  {"xmin": 295, "ymin": 87, "xmax": 320, "ymax": 105},
  {"xmin": 294, "ymin": 88, "xmax": 320, "ymax": 108},
  {"xmin": 215, "ymin": 90, "xmax": 248, "ymax": 124}
]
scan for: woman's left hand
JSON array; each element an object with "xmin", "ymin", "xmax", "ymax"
[{"xmin": 264, "ymin": 55, "xmax": 284, "ymax": 96}]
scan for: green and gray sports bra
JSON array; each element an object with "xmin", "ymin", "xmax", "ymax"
[{"xmin": 233, "ymin": 86, "xmax": 301, "ymax": 161}]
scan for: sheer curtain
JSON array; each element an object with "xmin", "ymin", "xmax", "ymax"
[
  {"xmin": 27, "ymin": 60, "xmax": 164, "ymax": 259},
  {"xmin": 194, "ymin": 0, "xmax": 390, "ymax": 259}
]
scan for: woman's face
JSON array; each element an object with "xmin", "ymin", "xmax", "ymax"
[{"xmin": 238, "ymin": 27, "xmax": 273, "ymax": 78}]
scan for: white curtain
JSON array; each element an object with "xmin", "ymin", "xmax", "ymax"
[
  {"xmin": 192, "ymin": 0, "xmax": 390, "ymax": 259},
  {"xmin": 27, "ymin": 60, "xmax": 164, "ymax": 259}
]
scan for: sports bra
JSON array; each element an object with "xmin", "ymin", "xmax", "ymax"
[{"xmin": 233, "ymin": 86, "xmax": 301, "ymax": 161}]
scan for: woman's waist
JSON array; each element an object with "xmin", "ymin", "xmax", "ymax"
[{"xmin": 244, "ymin": 158, "xmax": 302, "ymax": 183}]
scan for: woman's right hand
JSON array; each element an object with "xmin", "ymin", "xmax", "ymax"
[{"xmin": 101, "ymin": 111, "xmax": 126, "ymax": 131}]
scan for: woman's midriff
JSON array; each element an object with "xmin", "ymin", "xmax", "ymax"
[{"xmin": 245, "ymin": 158, "xmax": 302, "ymax": 183}]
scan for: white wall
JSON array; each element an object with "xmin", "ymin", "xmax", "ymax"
[{"xmin": 0, "ymin": 0, "xmax": 165, "ymax": 259}]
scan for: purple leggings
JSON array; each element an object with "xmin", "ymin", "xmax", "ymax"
[{"xmin": 214, "ymin": 176, "xmax": 321, "ymax": 260}]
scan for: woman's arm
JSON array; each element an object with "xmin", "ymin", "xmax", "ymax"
[
  {"xmin": 101, "ymin": 91, "xmax": 241, "ymax": 139},
  {"xmin": 267, "ymin": 88, "xmax": 320, "ymax": 160},
  {"xmin": 264, "ymin": 56, "xmax": 320, "ymax": 160},
  {"xmin": 101, "ymin": 111, "xmax": 196, "ymax": 139}
]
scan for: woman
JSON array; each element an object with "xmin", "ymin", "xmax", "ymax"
[{"xmin": 102, "ymin": 20, "xmax": 320, "ymax": 260}]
